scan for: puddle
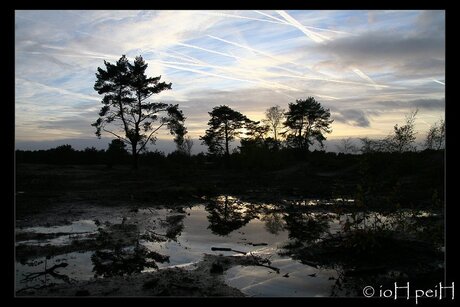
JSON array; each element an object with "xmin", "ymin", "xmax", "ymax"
[
  {"xmin": 225, "ymin": 260, "xmax": 338, "ymax": 297},
  {"xmin": 16, "ymin": 251, "xmax": 94, "ymax": 292},
  {"xmin": 15, "ymin": 197, "xmax": 442, "ymax": 296},
  {"xmin": 143, "ymin": 205, "xmax": 291, "ymax": 269},
  {"xmin": 16, "ymin": 220, "xmax": 99, "ymax": 246},
  {"xmin": 18, "ymin": 219, "xmax": 99, "ymax": 234}
]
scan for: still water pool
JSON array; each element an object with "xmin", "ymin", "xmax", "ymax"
[{"xmin": 16, "ymin": 196, "xmax": 439, "ymax": 296}]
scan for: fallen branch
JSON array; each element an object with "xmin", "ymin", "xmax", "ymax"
[
  {"xmin": 211, "ymin": 247, "xmax": 247, "ymax": 255},
  {"xmin": 248, "ymin": 252, "xmax": 280, "ymax": 273},
  {"xmin": 254, "ymin": 262, "xmax": 280, "ymax": 273},
  {"xmin": 22, "ymin": 263, "xmax": 69, "ymax": 282},
  {"xmin": 251, "ymin": 243, "xmax": 268, "ymax": 246}
]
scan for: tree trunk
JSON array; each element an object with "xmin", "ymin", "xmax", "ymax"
[
  {"xmin": 132, "ymin": 143, "xmax": 138, "ymax": 170},
  {"xmin": 225, "ymin": 124, "xmax": 229, "ymax": 156}
]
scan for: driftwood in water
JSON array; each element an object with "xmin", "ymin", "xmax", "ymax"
[
  {"xmin": 21, "ymin": 262, "xmax": 70, "ymax": 283},
  {"xmin": 251, "ymin": 243, "xmax": 268, "ymax": 246},
  {"xmin": 211, "ymin": 247, "xmax": 247, "ymax": 255}
]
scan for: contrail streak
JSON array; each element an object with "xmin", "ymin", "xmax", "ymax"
[
  {"xmin": 351, "ymin": 67, "xmax": 380, "ymax": 90},
  {"xmin": 206, "ymin": 35, "xmax": 316, "ymax": 76},
  {"xmin": 17, "ymin": 77, "xmax": 100, "ymax": 102},
  {"xmin": 253, "ymin": 10, "xmax": 352, "ymax": 35},
  {"xmin": 253, "ymin": 10, "xmax": 290, "ymax": 24},
  {"xmin": 176, "ymin": 42, "xmax": 241, "ymax": 60},
  {"xmin": 158, "ymin": 60, "xmax": 302, "ymax": 92},
  {"xmin": 207, "ymin": 35, "xmax": 298, "ymax": 66},
  {"xmin": 143, "ymin": 48, "xmax": 201, "ymax": 64},
  {"xmin": 276, "ymin": 10, "xmax": 331, "ymax": 43},
  {"xmin": 159, "ymin": 55, "xmax": 390, "ymax": 90},
  {"xmin": 169, "ymin": 50, "xmax": 204, "ymax": 63},
  {"xmin": 157, "ymin": 60, "xmax": 340, "ymax": 100},
  {"xmin": 158, "ymin": 60, "xmax": 303, "ymax": 93},
  {"xmin": 315, "ymin": 94, "xmax": 340, "ymax": 100},
  {"xmin": 197, "ymin": 10, "xmax": 351, "ymax": 36},
  {"xmin": 275, "ymin": 72, "xmax": 390, "ymax": 89},
  {"xmin": 158, "ymin": 62, "xmax": 266, "ymax": 85},
  {"xmin": 179, "ymin": 39, "xmax": 306, "ymax": 76},
  {"xmin": 432, "ymin": 79, "xmax": 445, "ymax": 85},
  {"xmin": 194, "ymin": 11, "xmax": 287, "ymax": 25},
  {"xmin": 208, "ymin": 34, "xmax": 359, "ymax": 83}
]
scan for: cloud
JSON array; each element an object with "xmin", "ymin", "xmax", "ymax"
[
  {"xmin": 15, "ymin": 10, "xmax": 445, "ymax": 152},
  {"xmin": 314, "ymin": 32, "xmax": 444, "ymax": 64},
  {"xmin": 334, "ymin": 109, "xmax": 371, "ymax": 127},
  {"xmin": 312, "ymin": 11, "xmax": 445, "ymax": 81},
  {"xmin": 378, "ymin": 98, "xmax": 445, "ymax": 110}
]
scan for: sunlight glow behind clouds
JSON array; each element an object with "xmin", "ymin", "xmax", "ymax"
[{"xmin": 15, "ymin": 10, "xmax": 445, "ymax": 151}]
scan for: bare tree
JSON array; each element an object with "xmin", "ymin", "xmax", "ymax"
[
  {"xmin": 264, "ymin": 105, "xmax": 285, "ymax": 143},
  {"xmin": 389, "ymin": 109, "xmax": 418, "ymax": 152},
  {"xmin": 425, "ymin": 119, "xmax": 445, "ymax": 150},
  {"xmin": 337, "ymin": 138, "xmax": 358, "ymax": 154},
  {"xmin": 183, "ymin": 136, "xmax": 194, "ymax": 156},
  {"xmin": 360, "ymin": 109, "xmax": 419, "ymax": 153}
]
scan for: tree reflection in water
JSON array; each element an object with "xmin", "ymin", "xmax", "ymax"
[
  {"xmin": 91, "ymin": 222, "xmax": 170, "ymax": 278},
  {"xmin": 162, "ymin": 211, "xmax": 187, "ymax": 240},
  {"xmin": 279, "ymin": 207, "xmax": 444, "ymax": 296},
  {"xmin": 92, "ymin": 243, "xmax": 169, "ymax": 278},
  {"xmin": 205, "ymin": 195, "xmax": 254, "ymax": 236},
  {"xmin": 283, "ymin": 209, "xmax": 331, "ymax": 247},
  {"xmin": 261, "ymin": 212, "xmax": 285, "ymax": 235}
]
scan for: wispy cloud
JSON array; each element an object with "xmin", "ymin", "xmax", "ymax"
[{"xmin": 15, "ymin": 10, "xmax": 445, "ymax": 149}]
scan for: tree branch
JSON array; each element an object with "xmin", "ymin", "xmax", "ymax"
[
  {"xmin": 102, "ymin": 128, "xmax": 131, "ymax": 145},
  {"xmin": 136, "ymin": 122, "xmax": 166, "ymax": 154}
]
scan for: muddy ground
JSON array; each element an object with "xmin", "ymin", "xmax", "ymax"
[
  {"xmin": 18, "ymin": 254, "xmax": 274, "ymax": 297},
  {"xmin": 15, "ymin": 200, "xmax": 282, "ymax": 297},
  {"xmin": 15, "ymin": 163, "xmax": 444, "ymax": 297}
]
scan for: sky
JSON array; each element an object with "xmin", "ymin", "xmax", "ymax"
[{"xmin": 15, "ymin": 10, "xmax": 445, "ymax": 153}]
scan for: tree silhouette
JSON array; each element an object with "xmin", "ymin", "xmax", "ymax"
[
  {"xmin": 177, "ymin": 135, "xmax": 194, "ymax": 156},
  {"xmin": 51, "ymin": 144, "xmax": 75, "ymax": 164},
  {"xmin": 106, "ymin": 139, "xmax": 128, "ymax": 166},
  {"xmin": 264, "ymin": 105, "xmax": 285, "ymax": 147},
  {"xmin": 360, "ymin": 110, "xmax": 419, "ymax": 153},
  {"xmin": 388, "ymin": 109, "xmax": 418, "ymax": 153},
  {"xmin": 92, "ymin": 55, "xmax": 186, "ymax": 169},
  {"xmin": 425, "ymin": 119, "xmax": 445, "ymax": 150},
  {"xmin": 200, "ymin": 105, "xmax": 252, "ymax": 156},
  {"xmin": 283, "ymin": 97, "xmax": 333, "ymax": 151},
  {"xmin": 337, "ymin": 138, "xmax": 358, "ymax": 154}
]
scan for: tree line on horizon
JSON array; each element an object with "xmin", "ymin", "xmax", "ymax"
[
  {"xmin": 16, "ymin": 55, "xmax": 445, "ymax": 168},
  {"xmin": 89, "ymin": 54, "xmax": 445, "ymax": 169}
]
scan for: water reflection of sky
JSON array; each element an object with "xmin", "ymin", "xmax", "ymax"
[{"xmin": 15, "ymin": 198, "xmax": 438, "ymax": 296}]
